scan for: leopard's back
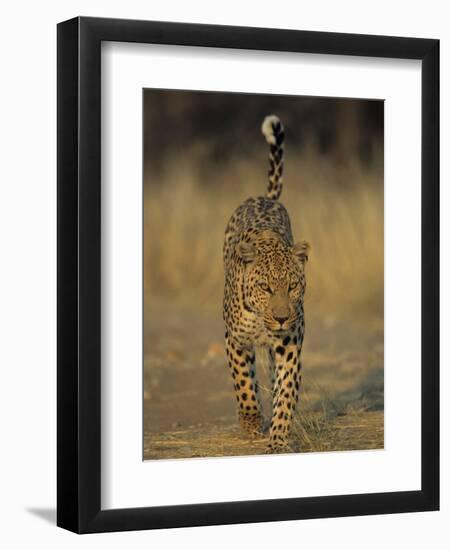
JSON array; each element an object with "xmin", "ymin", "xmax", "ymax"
[{"xmin": 223, "ymin": 196, "xmax": 293, "ymax": 273}]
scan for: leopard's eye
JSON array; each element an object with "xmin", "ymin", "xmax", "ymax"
[
  {"xmin": 258, "ymin": 281, "xmax": 271, "ymax": 293},
  {"xmin": 289, "ymin": 280, "xmax": 299, "ymax": 290}
]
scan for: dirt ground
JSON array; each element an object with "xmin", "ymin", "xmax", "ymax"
[{"xmin": 143, "ymin": 301, "xmax": 384, "ymax": 460}]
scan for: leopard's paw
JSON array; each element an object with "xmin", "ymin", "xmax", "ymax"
[
  {"xmin": 264, "ymin": 439, "xmax": 292, "ymax": 454},
  {"xmin": 239, "ymin": 413, "xmax": 265, "ymax": 439}
]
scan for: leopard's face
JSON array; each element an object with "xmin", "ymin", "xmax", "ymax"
[{"xmin": 237, "ymin": 237, "xmax": 309, "ymax": 332}]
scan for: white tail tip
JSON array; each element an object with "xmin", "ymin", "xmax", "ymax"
[{"xmin": 261, "ymin": 115, "xmax": 282, "ymax": 145}]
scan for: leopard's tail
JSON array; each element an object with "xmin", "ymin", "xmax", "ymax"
[{"xmin": 261, "ymin": 115, "xmax": 284, "ymax": 200}]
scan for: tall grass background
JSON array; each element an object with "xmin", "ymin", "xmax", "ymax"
[{"xmin": 144, "ymin": 138, "xmax": 383, "ymax": 325}]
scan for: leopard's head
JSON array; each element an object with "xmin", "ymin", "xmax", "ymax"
[{"xmin": 236, "ymin": 231, "xmax": 309, "ymax": 332}]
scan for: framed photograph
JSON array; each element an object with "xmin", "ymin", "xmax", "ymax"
[{"xmin": 57, "ymin": 16, "xmax": 439, "ymax": 533}]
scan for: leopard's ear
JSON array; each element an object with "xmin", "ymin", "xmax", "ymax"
[
  {"xmin": 293, "ymin": 241, "xmax": 310, "ymax": 265},
  {"xmin": 236, "ymin": 241, "xmax": 256, "ymax": 263}
]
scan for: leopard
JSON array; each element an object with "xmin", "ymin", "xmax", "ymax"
[{"xmin": 223, "ymin": 115, "xmax": 310, "ymax": 454}]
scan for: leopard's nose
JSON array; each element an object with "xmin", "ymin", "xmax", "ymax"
[{"xmin": 274, "ymin": 316, "xmax": 288, "ymax": 326}]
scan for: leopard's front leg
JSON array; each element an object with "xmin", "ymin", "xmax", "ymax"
[
  {"xmin": 225, "ymin": 333, "xmax": 264, "ymax": 437},
  {"xmin": 267, "ymin": 331, "xmax": 303, "ymax": 453}
]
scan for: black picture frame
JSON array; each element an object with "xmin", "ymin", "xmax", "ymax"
[{"xmin": 57, "ymin": 16, "xmax": 439, "ymax": 533}]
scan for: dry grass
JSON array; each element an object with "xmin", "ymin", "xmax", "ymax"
[
  {"xmin": 144, "ymin": 410, "xmax": 383, "ymax": 460},
  {"xmin": 144, "ymin": 402, "xmax": 383, "ymax": 459}
]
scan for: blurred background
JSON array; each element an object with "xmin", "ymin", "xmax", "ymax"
[{"xmin": 143, "ymin": 89, "xmax": 384, "ymax": 460}]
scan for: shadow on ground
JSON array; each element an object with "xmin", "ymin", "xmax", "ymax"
[{"xmin": 26, "ymin": 508, "xmax": 56, "ymax": 525}]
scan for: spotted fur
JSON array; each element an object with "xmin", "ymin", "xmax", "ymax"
[
  {"xmin": 223, "ymin": 115, "xmax": 310, "ymax": 453},
  {"xmin": 261, "ymin": 114, "xmax": 284, "ymax": 200}
]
